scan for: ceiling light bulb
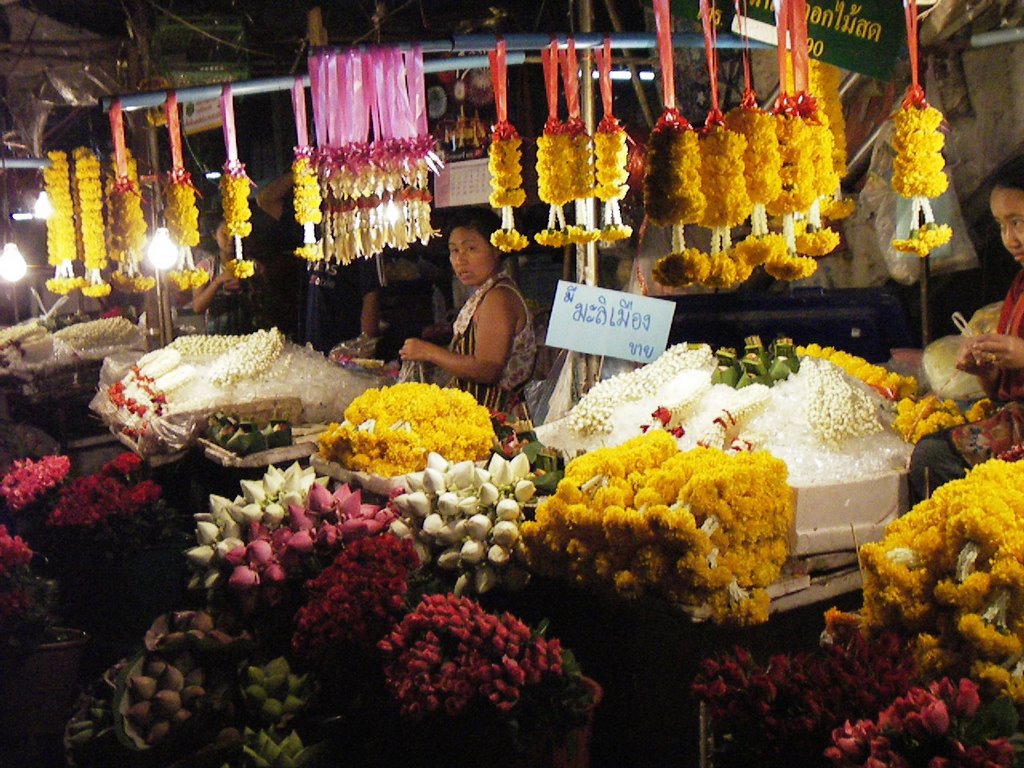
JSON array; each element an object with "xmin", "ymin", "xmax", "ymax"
[
  {"xmin": 147, "ymin": 227, "xmax": 179, "ymax": 271},
  {"xmin": 33, "ymin": 190, "xmax": 53, "ymax": 220},
  {"xmin": 0, "ymin": 242, "xmax": 27, "ymax": 282}
]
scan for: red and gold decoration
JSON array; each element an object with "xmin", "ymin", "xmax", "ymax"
[
  {"xmin": 487, "ymin": 39, "xmax": 528, "ymax": 252},
  {"xmin": 593, "ymin": 37, "xmax": 632, "ymax": 244},
  {"xmin": 106, "ymin": 99, "xmax": 153, "ymax": 293},
  {"xmin": 219, "ymin": 84, "xmax": 256, "ymax": 280},
  {"xmin": 162, "ymin": 92, "xmax": 208, "ymax": 291}
]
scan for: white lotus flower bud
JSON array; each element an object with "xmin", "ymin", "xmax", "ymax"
[
  {"xmin": 393, "ymin": 494, "xmax": 412, "ymax": 514},
  {"xmin": 464, "ymin": 513, "xmax": 491, "ymax": 541},
  {"xmin": 222, "ymin": 520, "xmax": 242, "ymax": 540},
  {"xmin": 487, "ymin": 454, "xmax": 511, "ymax": 486},
  {"xmin": 437, "ymin": 548, "xmax": 461, "ymax": 570},
  {"xmin": 473, "ymin": 468, "xmax": 490, "ymax": 488},
  {"xmin": 240, "ymin": 503, "xmax": 264, "ymax": 525},
  {"xmin": 196, "ymin": 521, "xmax": 220, "ymax": 545},
  {"xmin": 426, "ymin": 452, "xmax": 448, "ymax": 472},
  {"xmin": 389, "ymin": 519, "xmax": 412, "ymax": 538},
  {"xmin": 437, "ymin": 492, "xmax": 460, "ymax": 518},
  {"xmin": 279, "ymin": 491, "xmax": 303, "ymax": 509},
  {"xmin": 262, "ymin": 503, "xmax": 285, "ymax": 528},
  {"xmin": 194, "ymin": 512, "xmax": 214, "ymax": 524},
  {"xmin": 474, "ymin": 565, "xmax": 497, "ymax": 594},
  {"xmin": 262, "ymin": 467, "xmax": 285, "ymax": 497},
  {"xmin": 479, "ymin": 483, "xmax": 499, "ymax": 507},
  {"xmin": 436, "ymin": 520, "xmax": 465, "ymax": 546},
  {"xmin": 487, "ymin": 544, "xmax": 510, "ymax": 566},
  {"xmin": 224, "ymin": 503, "xmax": 247, "ymax": 524},
  {"xmin": 208, "ymin": 495, "xmax": 233, "ymax": 517},
  {"xmin": 185, "ymin": 545, "xmax": 215, "ymax": 567},
  {"xmin": 423, "ymin": 468, "xmax": 446, "ymax": 495},
  {"xmin": 406, "ymin": 491, "xmax": 430, "ymax": 517},
  {"xmin": 405, "ymin": 472, "xmax": 424, "ymax": 492},
  {"xmin": 313, "ymin": 476, "xmax": 329, "ymax": 488},
  {"xmin": 448, "ymin": 461, "xmax": 475, "ymax": 490},
  {"xmin": 422, "ymin": 513, "xmax": 444, "ymax": 537},
  {"xmin": 204, "ymin": 570, "xmax": 222, "ymax": 589},
  {"xmin": 215, "ymin": 537, "xmax": 244, "ymax": 559},
  {"xmin": 239, "ymin": 480, "xmax": 266, "ymax": 505},
  {"xmin": 495, "ymin": 499, "xmax": 521, "ymax": 522},
  {"xmin": 514, "ymin": 480, "xmax": 536, "ymax": 504},
  {"xmin": 413, "ymin": 540, "xmax": 432, "ymax": 565},
  {"xmin": 454, "ymin": 573, "xmax": 470, "ymax": 596},
  {"xmin": 509, "ymin": 453, "xmax": 531, "ymax": 482},
  {"xmin": 458, "ymin": 496, "xmax": 479, "ymax": 516},
  {"xmin": 460, "ymin": 539, "xmax": 486, "ymax": 565},
  {"xmin": 491, "ymin": 520, "xmax": 520, "ymax": 547}
]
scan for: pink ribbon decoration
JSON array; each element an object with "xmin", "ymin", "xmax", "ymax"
[
  {"xmin": 327, "ymin": 52, "xmax": 341, "ymax": 148},
  {"xmin": 309, "ymin": 51, "xmax": 329, "ymax": 148},
  {"xmin": 407, "ymin": 46, "xmax": 427, "ymax": 138},
  {"xmin": 365, "ymin": 49, "xmax": 381, "ymax": 142},
  {"xmin": 653, "ymin": 0, "xmax": 676, "ymax": 111},
  {"xmin": 109, "ymin": 98, "xmax": 128, "ymax": 179},
  {"xmin": 165, "ymin": 91, "xmax": 184, "ymax": 172},
  {"xmin": 220, "ymin": 84, "xmax": 239, "ymax": 163},
  {"xmin": 292, "ymin": 76, "xmax": 308, "ymax": 148}
]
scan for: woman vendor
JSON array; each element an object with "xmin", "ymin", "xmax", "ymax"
[
  {"xmin": 910, "ymin": 158, "xmax": 1024, "ymax": 501},
  {"xmin": 191, "ymin": 220, "xmax": 255, "ymax": 335},
  {"xmin": 399, "ymin": 209, "xmax": 536, "ymax": 412}
]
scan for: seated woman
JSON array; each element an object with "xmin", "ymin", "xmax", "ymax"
[
  {"xmin": 910, "ymin": 157, "xmax": 1024, "ymax": 501},
  {"xmin": 399, "ymin": 209, "xmax": 536, "ymax": 412},
  {"xmin": 191, "ymin": 220, "xmax": 256, "ymax": 335}
]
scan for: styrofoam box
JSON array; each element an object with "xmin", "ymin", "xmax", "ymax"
[{"xmin": 789, "ymin": 470, "xmax": 909, "ymax": 556}]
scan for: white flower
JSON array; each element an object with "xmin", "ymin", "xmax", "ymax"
[{"xmin": 54, "ymin": 317, "xmax": 139, "ymax": 350}]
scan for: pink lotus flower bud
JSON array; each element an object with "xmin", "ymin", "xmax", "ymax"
[
  {"xmin": 358, "ymin": 503, "xmax": 380, "ymax": 519},
  {"xmin": 246, "ymin": 539, "xmax": 273, "ymax": 566},
  {"xmin": 263, "ymin": 563, "xmax": 287, "ymax": 583},
  {"xmin": 340, "ymin": 518, "xmax": 370, "ymax": 539},
  {"xmin": 363, "ymin": 519, "xmax": 385, "ymax": 535},
  {"xmin": 289, "ymin": 508, "xmax": 314, "ymax": 531},
  {"xmin": 336, "ymin": 487, "xmax": 362, "ymax": 519},
  {"xmin": 288, "ymin": 530, "xmax": 314, "ymax": 554},
  {"xmin": 229, "ymin": 565, "xmax": 259, "ymax": 590},
  {"xmin": 307, "ymin": 481, "xmax": 334, "ymax": 514},
  {"xmin": 317, "ymin": 524, "xmax": 340, "ymax": 548},
  {"xmin": 952, "ymin": 678, "xmax": 980, "ymax": 718},
  {"xmin": 920, "ymin": 700, "xmax": 949, "ymax": 736},
  {"xmin": 223, "ymin": 545, "xmax": 247, "ymax": 567}
]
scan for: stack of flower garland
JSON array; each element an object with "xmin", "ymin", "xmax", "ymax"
[
  {"xmin": 42, "ymin": 150, "xmax": 84, "ymax": 295},
  {"xmin": 891, "ymin": 0, "xmax": 953, "ymax": 258},
  {"xmin": 317, "ymin": 383, "xmax": 496, "ymax": 477},
  {"xmin": 522, "ymin": 431, "xmax": 794, "ymax": 625},
  {"xmin": 220, "ymin": 162, "xmax": 255, "ymax": 279},
  {"xmin": 206, "ymin": 328, "xmax": 284, "ymax": 386},
  {"xmin": 73, "ymin": 148, "xmax": 111, "ymax": 298},
  {"xmin": 860, "ymin": 460, "xmax": 1024, "ymax": 702},
  {"xmin": 105, "ymin": 347, "xmax": 195, "ymax": 439},
  {"xmin": 53, "ymin": 316, "xmax": 139, "ymax": 352},
  {"xmin": 892, "ymin": 396, "xmax": 993, "ymax": 444},
  {"xmin": 797, "ymin": 343, "xmax": 918, "ymax": 401},
  {"xmin": 106, "ymin": 150, "xmax": 154, "ymax": 293},
  {"xmin": 486, "ymin": 40, "xmax": 528, "ymax": 253}
]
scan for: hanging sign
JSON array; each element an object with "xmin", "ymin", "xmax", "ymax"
[
  {"xmin": 183, "ymin": 98, "xmax": 223, "ymax": 135},
  {"xmin": 545, "ymin": 281, "xmax": 676, "ymax": 364},
  {"xmin": 671, "ymin": 0, "xmax": 903, "ymax": 81}
]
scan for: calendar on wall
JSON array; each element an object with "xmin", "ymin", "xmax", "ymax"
[{"xmin": 433, "ymin": 158, "xmax": 491, "ymax": 208}]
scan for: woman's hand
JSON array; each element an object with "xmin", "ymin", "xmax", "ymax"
[
  {"xmin": 967, "ymin": 333, "xmax": 1024, "ymax": 371},
  {"xmin": 399, "ymin": 338, "xmax": 441, "ymax": 364},
  {"xmin": 215, "ymin": 271, "xmax": 241, "ymax": 293}
]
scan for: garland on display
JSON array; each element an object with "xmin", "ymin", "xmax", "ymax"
[
  {"xmin": 534, "ymin": 40, "xmax": 573, "ymax": 248},
  {"xmin": 290, "ymin": 77, "xmax": 322, "ymax": 262},
  {"xmin": 648, "ymin": 0, "xmax": 707, "ymax": 289},
  {"xmin": 522, "ymin": 431, "xmax": 794, "ymax": 626},
  {"xmin": 809, "ymin": 60, "xmax": 856, "ymax": 221},
  {"xmin": 162, "ymin": 92, "xmax": 208, "ymax": 292},
  {"xmin": 219, "ymin": 84, "xmax": 256, "ymax": 280},
  {"xmin": 43, "ymin": 150, "xmax": 84, "ymax": 295},
  {"xmin": 73, "ymin": 147, "xmax": 111, "ymax": 298},
  {"xmin": 861, "ymin": 460, "xmax": 1024, "ymax": 702},
  {"xmin": 487, "ymin": 39, "xmax": 529, "ymax": 253},
  {"xmin": 559, "ymin": 39, "xmax": 600, "ymax": 246},
  {"xmin": 107, "ymin": 101, "xmax": 153, "ymax": 292},
  {"xmin": 593, "ymin": 38, "xmax": 632, "ymax": 244},
  {"xmin": 891, "ymin": 0, "xmax": 953, "ymax": 258},
  {"xmin": 796, "ymin": 343, "xmax": 918, "ymax": 400}
]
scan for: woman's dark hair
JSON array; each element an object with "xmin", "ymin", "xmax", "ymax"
[
  {"xmin": 991, "ymin": 156, "xmax": 1024, "ymax": 193},
  {"xmin": 444, "ymin": 207, "xmax": 501, "ymax": 239}
]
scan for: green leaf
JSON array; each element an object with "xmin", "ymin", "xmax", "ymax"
[{"xmin": 963, "ymin": 696, "xmax": 1019, "ymax": 745}]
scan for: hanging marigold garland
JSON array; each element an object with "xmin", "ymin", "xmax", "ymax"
[
  {"xmin": 809, "ymin": 60, "xmax": 856, "ymax": 221},
  {"xmin": 559, "ymin": 40, "xmax": 600, "ymax": 246},
  {"xmin": 534, "ymin": 40, "xmax": 573, "ymax": 248},
  {"xmin": 43, "ymin": 150, "xmax": 83, "ymax": 295},
  {"xmin": 160, "ymin": 93, "xmax": 207, "ymax": 292},
  {"xmin": 890, "ymin": 0, "xmax": 952, "ymax": 259},
  {"xmin": 593, "ymin": 37, "xmax": 632, "ymax": 244},
  {"xmin": 487, "ymin": 39, "xmax": 528, "ymax": 253},
  {"xmin": 106, "ymin": 151, "xmax": 154, "ymax": 293},
  {"xmin": 73, "ymin": 147, "xmax": 111, "ymax": 298},
  {"xmin": 289, "ymin": 77, "xmax": 322, "ymax": 262},
  {"xmin": 219, "ymin": 85, "xmax": 256, "ymax": 280}
]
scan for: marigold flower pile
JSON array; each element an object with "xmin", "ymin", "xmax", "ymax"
[
  {"xmin": 318, "ymin": 383, "xmax": 495, "ymax": 477},
  {"xmin": 522, "ymin": 430, "xmax": 793, "ymax": 625},
  {"xmin": 892, "ymin": 395, "xmax": 994, "ymax": 444},
  {"xmin": 861, "ymin": 460, "xmax": 1024, "ymax": 701},
  {"xmin": 379, "ymin": 592, "xmax": 565, "ymax": 719}
]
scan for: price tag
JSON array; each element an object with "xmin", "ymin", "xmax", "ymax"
[{"xmin": 545, "ymin": 281, "xmax": 676, "ymax": 364}]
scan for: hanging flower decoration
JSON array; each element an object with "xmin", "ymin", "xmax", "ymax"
[
  {"xmin": 522, "ymin": 431, "xmax": 794, "ymax": 626},
  {"xmin": 72, "ymin": 147, "xmax": 111, "ymax": 298},
  {"xmin": 861, "ymin": 460, "xmax": 1024, "ymax": 703},
  {"xmin": 43, "ymin": 150, "xmax": 83, "ymax": 295},
  {"xmin": 534, "ymin": 40, "xmax": 573, "ymax": 249},
  {"xmin": 106, "ymin": 153, "xmax": 154, "ymax": 294},
  {"xmin": 160, "ymin": 92, "xmax": 207, "ymax": 291},
  {"xmin": 809, "ymin": 60, "xmax": 856, "ymax": 221},
  {"xmin": 289, "ymin": 77, "xmax": 323, "ymax": 262},
  {"xmin": 648, "ymin": 0, "xmax": 707, "ymax": 289},
  {"xmin": 593, "ymin": 39, "xmax": 632, "ymax": 244},
  {"xmin": 219, "ymin": 84, "xmax": 256, "ymax": 280},
  {"xmin": 560, "ymin": 39, "xmax": 600, "ymax": 246},
  {"xmin": 891, "ymin": 0, "xmax": 953, "ymax": 258},
  {"xmin": 485, "ymin": 40, "xmax": 529, "ymax": 253}
]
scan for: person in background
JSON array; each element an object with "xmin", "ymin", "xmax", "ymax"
[
  {"xmin": 910, "ymin": 157, "xmax": 1024, "ymax": 501},
  {"xmin": 255, "ymin": 174, "xmax": 381, "ymax": 354},
  {"xmin": 398, "ymin": 208, "xmax": 536, "ymax": 412},
  {"xmin": 191, "ymin": 220, "xmax": 255, "ymax": 335}
]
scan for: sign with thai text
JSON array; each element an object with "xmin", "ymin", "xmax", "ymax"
[
  {"xmin": 545, "ymin": 281, "xmax": 676, "ymax": 364},
  {"xmin": 672, "ymin": 0, "xmax": 904, "ymax": 81}
]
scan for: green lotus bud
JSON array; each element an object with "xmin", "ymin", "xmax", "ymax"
[
  {"xmin": 287, "ymin": 674, "xmax": 309, "ymax": 696},
  {"xmin": 126, "ymin": 700, "xmax": 152, "ymax": 728},
  {"xmin": 261, "ymin": 698, "xmax": 284, "ymax": 723},
  {"xmin": 263, "ymin": 673, "xmax": 287, "ymax": 694},
  {"xmin": 161, "ymin": 666, "xmax": 184, "ymax": 692},
  {"xmin": 264, "ymin": 657, "xmax": 290, "ymax": 679},
  {"xmin": 145, "ymin": 720, "xmax": 171, "ymax": 745},
  {"xmin": 245, "ymin": 684, "xmax": 268, "ymax": 706},
  {"xmin": 130, "ymin": 675, "xmax": 158, "ymax": 701},
  {"xmin": 181, "ymin": 684, "xmax": 206, "ymax": 707},
  {"xmin": 282, "ymin": 694, "xmax": 305, "ymax": 714},
  {"xmin": 66, "ymin": 727, "xmax": 94, "ymax": 746},
  {"xmin": 246, "ymin": 666, "xmax": 265, "ymax": 686},
  {"xmin": 153, "ymin": 690, "xmax": 182, "ymax": 717}
]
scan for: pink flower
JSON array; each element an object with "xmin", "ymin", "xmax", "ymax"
[
  {"xmin": 246, "ymin": 539, "xmax": 273, "ymax": 566},
  {"xmin": 0, "ymin": 455, "xmax": 70, "ymax": 512},
  {"xmin": 951, "ymin": 678, "xmax": 980, "ymax": 719},
  {"xmin": 287, "ymin": 530, "xmax": 314, "ymax": 554},
  {"xmin": 919, "ymin": 699, "xmax": 949, "ymax": 736},
  {"xmin": 306, "ymin": 482, "xmax": 333, "ymax": 514},
  {"xmin": 229, "ymin": 565, "xmax": 259, "ymax": 590}
]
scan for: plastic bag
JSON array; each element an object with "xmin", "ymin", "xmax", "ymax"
[
  {"xmin": 921, "ymin": 335, "xmax": 986, "ymax": 400},
  {"xmin": 525, "ymin": 349, "xmax": 575, "ymax": 426}
]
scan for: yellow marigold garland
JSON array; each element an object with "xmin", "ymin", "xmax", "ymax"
[
  {"xmin": 73, "ymin": 147, "xmax": 111, "ymax": 298},
  {"xmin": 861, "ymin": 460, "xmax": 1024, "ymax": 701},
  {"xmin": 488, "ymin": 128, "xmax": 529, "ymax": 253},
  {"xmin": 724, "ymin": 102, "xmax": 782, "ymax": 241},
  {"xmin": 692, "ymin": 123, "xmax": 750, "ymax": 289},
  {"xmin": 43, "ymin": 150, "xmax": 83, "ymax": 295},
  {"xmin": 797, "ymin": 342, "xmax": 918, "ymax": 400},
  {"xmin": 891, "ymin": 102, "xmax": 952, "ymax": 258},
  {"xmin": 164, "ymin": 169, "xmax": 207, "ymax": 290},
  {"xmin": 594, "ymin": 117, "xmax": 632, "ymax": 243},
  {"xmin": 521, "ymin": 431, "xmax": 793, "ymax": 626},
  {"xmin": 807, "ymin": 60, "xmax": 854, "ymax": 222},
  {"xmin": 291, "ymin": 149, "xmax": 322, "ymax": 261},
  {"xmin": 562, "ymin": 125, "xmax": 600, "ymax": 246},
  {"xmin": 535, "ymin": 121, "xmax": 573, "ymax": 248},
  {"xmin": 892, "ymin": 395, "xmax": 965, "ymax": 443},
  {"xmin": 220, "ymin": 161, "xmax": 255, "ymax": 279},
  {"xmin": 105, "ymin": 150, "xmax": 152, "ymax": 292},
  {"xmin": 318, "ymin": 383, "xmax": 495, "ymax": 476}
]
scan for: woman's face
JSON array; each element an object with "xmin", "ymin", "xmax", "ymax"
[
  {"xmin": 991, "ymin": 186, "xmax": 1024, "ymax": 266},
  {"xmin": 448, "ymin": 226, "xmax": 500, "ymax": 287},
  {"xmin": 215, "ymin": 222, "xmax": 232, "ymax": 260}
]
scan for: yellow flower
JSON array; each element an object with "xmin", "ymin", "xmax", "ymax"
[
  {"xmin": 110, "ymin": 272, "xmax": 155, "ymax": 293},
  {"xmin": 644, "ymin": 116, "xmax": 706, "ymax": 227},
  {"xmin": 594, "ymin": 125, "xmax": 629, "ymax": 203},
  {"xmin": 227, "ymin": 258, "xmax": 255, "ymax": 280},
  {"xmin": 892, "ymin": 223, "xmax": 953, "ymax": 258},
  {"xmin": 799, "ymin": 344, "xmax": 918, "ymax": 400},
  {"xmin": 734, "ymin": 234, "xmax": 786, "ymax": 267},
  {"xmin": 220, "ymin": 169, "xmax": 253, "ymax": 239},
  {"xmin": 764, "ymin": 251, "xmax": 817, "ymax": 282},
  {"xmin": 766, "ymin": 115, "xmax": 816, "ymax": 217},
  {"xmin": 73, "ymin": 147, "xmax": 107, "ymax": 272},
  {"xmin": 291, "ymin": 154, "xmax": 322, "ymax": 227},
  {"xmin": 106, "ymin": 151, "xmax": 147, "ymax": 268},
  {"xmin": 892, "ymin": 395, "xmax": 964, "ymax": 443},
  {"xmin": 167, "ymin": 269, "xmax": 209, "ymax": 291},
  {"xmin": 892, "ymin": 104, "xmax": 948, "ymax": 200},
  {"xmin": 808, "ymin": 60, "xmax": 848, "ymax": 184},
  {"xmin": 43, "ymin": 151, "xmax": 77, "ymax": 268},
  {"xmin": 795, "ymin": 228, "xmax": 841, "ymax": 257},
  {"xmin": 653, "ymin": 248, "xmax": 710, "ymax": 287},
  {"xmin": 699, "ymin": 124, "xmax": 750, "ymax": 230},
  {"xmin": 45, "ymin": 276, "xmax": 85, "ymax": 295},
  {"xmin": 165, "ymin": 176, "xmax": 200, "ymax": 248},
  {"xmin": 723, "ymin": 106, "xmax": 782, "ymax": 207},
  {"xmin": 294, "ymin": 243, "xmax": 322, "ymax": 262},
  {"xmin": 491, "ymin": 229, "xmax": 529, "ymax": 253},
  {"xmin": 966, "ymin": 399, "xmax": 995, "ymax": 423}
]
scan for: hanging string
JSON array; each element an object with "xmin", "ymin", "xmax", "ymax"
[
  {"xmin": 699, "ymin": 0, "xmax": 722, "ymax": 126},
  {"xmin": 788, "ymin": 0, "xmax": 810, "ymax": 96},
  {"xmin": 220, "ymin": 84, "xmax": 239, "ymax": 164},
  {"xmin": 653, "ymin": 0, "xmax": 676, "ymax": 111},
  {"xmin": 164, "ymin": 92, "xmax": 185, "ymax": 175},
  {"xmin": 773, "ymin": 0, "xmax": 791, "ymax": 101},
  {"xmin": 902, "ymin": 0, "xmax": 927, "ymax": 107},
  {"xmin": 291, "ymin": 76, "xmax": 308, "ymax": 148},
  {"xmin": 560, "ymin": 38, "xmax": 581, "ymax": 124},
  {"xmin": 594, "ymin": 37, "xmax": 614, "ymax": 122},
  {"xmin": 733, "ymin": 0, "xmax": 756, "ymax": 107}
]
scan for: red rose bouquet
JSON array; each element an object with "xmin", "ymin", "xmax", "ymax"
[
  {"xmin": 0, "ymin": 524, "xmax": 58, "ymax": 654},
  {"xmin": 0, "ymin": 455, "xmax": 70, "ymax": 514}
]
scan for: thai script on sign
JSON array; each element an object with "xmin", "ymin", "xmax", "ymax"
[{"xmin": 747, "ymin": 0, "xmax": 883, "ymax": 53}]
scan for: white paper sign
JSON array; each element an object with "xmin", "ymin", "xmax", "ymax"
[
  {"xmin": 545, "ymin": 281, "xmax": 676, "ymax": 364},
  {"xmin": 183, "ymin": 98, "xmax": 223, "ymax": 136}
]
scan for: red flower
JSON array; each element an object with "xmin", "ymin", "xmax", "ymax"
[
  {"xmin": 102, "ymin": 452, "xmax": 143, "ymax": 480},
  {"xmin": 0, "ymin": 455, "xmax": 70, "ymax": 512},
  {"xmin": 0, "ymin": 525, "xmax": 33, "ymax": 577}
]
